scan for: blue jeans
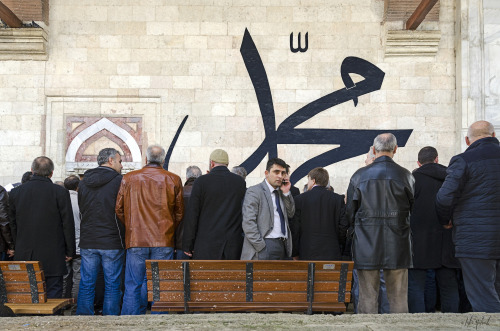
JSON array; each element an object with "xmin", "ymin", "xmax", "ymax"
[
  {"xmin": 408, "ymin": 268, "xmax": 459, "ymax": 313},
  {"xmin": 76, "ymin": 249, "xmax": 125, "ymax": 315},
  {"xmin": 121, "ymin": 247, "xmax": 174, "ymax": 315},
  {"xmin": 175, "ymin": 249, "xmax": 191, "ymax": 260},
  {"xmin": 352, "ymin": 269, "xmax": 390, "ymax": 314}
]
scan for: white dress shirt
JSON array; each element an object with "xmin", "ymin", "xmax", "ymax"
[{"xmin": 264, "ymin": 179, "xmax": 288, "ymax": 238}]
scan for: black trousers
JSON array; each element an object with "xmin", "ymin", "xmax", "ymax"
[{"xmin": 45, "ymin": 276, "xmax": 63, "ymax": 299}]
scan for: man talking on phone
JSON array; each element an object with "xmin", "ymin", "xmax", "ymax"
[{"xmin": 241, "ymin": 158, "xmax": 295, "ymax": 260}]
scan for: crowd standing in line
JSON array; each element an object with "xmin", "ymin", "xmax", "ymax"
[{"xmin": 1, "ymin": 120, "xmax": 499, "ymax": 315}]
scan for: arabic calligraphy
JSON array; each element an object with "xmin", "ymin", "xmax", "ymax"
[
  {"xmin": 239, "ymin": 28, "xmax": 412, "ymax": 184},
  {"xmin": 290, "ymin": 32, "xmax": 308, "ymax": 53},
  {"xmin": 164, "ymin": 29, "xmax": 413, "ymax": 184}
]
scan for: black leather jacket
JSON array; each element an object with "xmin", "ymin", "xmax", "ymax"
[
  {"xmin": 346, "ymin": 156, "xmax": 415, "ymax": 269},
  {"xmin": 0, "ymin": 185, "xmax": 14, "ymax": 252}
]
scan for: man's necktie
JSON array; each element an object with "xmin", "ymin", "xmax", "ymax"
[{"xmin": 273, "ymin": 190, "xmax": 286, "ymax": 236}]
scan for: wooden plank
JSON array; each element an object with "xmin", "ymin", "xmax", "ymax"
[
  {"xmin": 5, "ymin": 298, "xmax": 73, "ymax": 315},
  {"xmin": 0, "ymin": 262, "xmax": 42, "ymax": 272},
  {"xmin": 147, "ymin": 270, "xmax": 246, "ymax": 281},
  {"xmin": 148, "ymin": 291, "xmax": 350, "ymax": 303},
  {"xmin": 147, "ymin": 280, "xmax": 351, "ymax": 292},
  {"xmin": 5, "ymin": 282, "xmax": 45, "ymax": 293},
  {"xmin": 6, "ymin": 292, "xmax": 47, "ymax": 304},
  {"xmin": 2, "ymin": 271, "xmax": 44, "ymax": 282},
  {"xmin": 147, "ymin": 270, "xmax": 352, "ymax": 282},
  {"xmin": 148, "ymin": 291, "xmax": 247, "ymax": 302},
  {"xmin": 146, "ymin": 260, "xmax": 354, "ymax": 271},
  {"xmin": 252, "ymin": 292, "xmax": 350, "ymax": 303},
  {"xmin": 147, "ymin": 280, "xmax": 246, "ymax": 292},
  {"xmin": 152, "ymin": 302, "xmax": 347, "ymax": 312},
  {"xmin": 406, "ymin": 0, "xmax": 439, "ymax": 30},
  {"xmin": 0, "ymin": 1, "xmax": 22, "ymax": 28}
]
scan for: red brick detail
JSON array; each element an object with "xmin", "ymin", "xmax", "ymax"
[
  {"xmin": 385, "ymin": 0, "xmax": 439, "ymax": 22},
  {"xmin": 76, "ymin": 129, "xmax": 133, "ymax": 162},
  {"xmin": 1, "ymin": 0, "xmax": 48, "ymax": 24}
]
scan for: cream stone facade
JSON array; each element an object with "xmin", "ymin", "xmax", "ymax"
[{"xmin": 0, "ymin": 0, "xmax": 494, "ymax": 193}]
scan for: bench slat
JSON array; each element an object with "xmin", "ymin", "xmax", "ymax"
[
  {"xmin": 1, "ymin": 271, "xmax": 44, "ymax": 282},
  {"xmin": 146, "ymin": 260, "xmax": 353, "ymax": 271},
  {"xmin": 152, "ymin": 302, "xmax": 347, "ymax": 312},
  {"xmin": 148, "ymin": 291, "xmax": 350, "ymax": 303},
  {"xmin": 0, "ymin": 261, "xmax": 42, "ymax": 272},
  {"xmin": 147, "ymin": 280, "xmax": 351, "ymax": 292},
  {"xmin": 147, "ymin": 270, "xmax": 352, "ymax": 282},
  {"xmin": 5, "ymin": 282, "xmax": 46, "ymax": 293},
  {"xmin": 6, "ymin": 292, "xmax": 47, "ymax": 304}
]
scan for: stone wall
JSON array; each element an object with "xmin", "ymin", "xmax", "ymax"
[{"xmin": 0, "ymin": 0, "xmax": 458, "ymax": 193}]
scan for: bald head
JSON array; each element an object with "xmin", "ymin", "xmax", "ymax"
[{"xmin": 466, "ymin": 121, "xmax": 496, "ymax": 145}]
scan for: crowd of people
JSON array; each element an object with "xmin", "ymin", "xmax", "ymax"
[{"xmin": 0, "ymin": 120, "xmax": 498, "ymax": 315}]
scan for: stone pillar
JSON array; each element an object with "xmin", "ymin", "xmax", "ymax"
[{"xmin": 457, "ymin": 0, "xmax": 500, "ymax": 151}]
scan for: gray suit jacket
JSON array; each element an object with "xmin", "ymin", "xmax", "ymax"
[{"xmin": 241, "ymin": 180, "xmax": 295, "ymax": 260}]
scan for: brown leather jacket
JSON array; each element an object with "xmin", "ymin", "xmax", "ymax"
[{"xmin": 115, "ymin": 164, "xmax": 184, "ymax": 249}]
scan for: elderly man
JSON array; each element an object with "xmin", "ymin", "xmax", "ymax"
[
  {"xmin": 183, "ymin": 149, "xmax": 246, "ymax": 259},
  {"xmin": 346, "ymin": 133, "xmax": 414, "ymax": 314},
  {"xmin": 436, "ymin": 120, "xmax": 500, "ymax": 312},
  {"xmin": 116, "ymin": 145, "xmax": 184, "ymax": 315},
  {"xmin": 9, "ymin": 157, "xmax": 75, "ymax": 299},
  {"xmin": 77, "ymin": 148, "xmax": 124, "ymax": 315},
  {"xmin": 175, "ymin": 165, "xmax": 202, "ymax": 260},
  {"xmin": 241, "ymin": 158, "xmax": 295, "ymax": 260}
]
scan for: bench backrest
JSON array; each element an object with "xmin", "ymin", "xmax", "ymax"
[
  {"xmin": 0, "ymin": 261, "xmax": 47, "ymax": 304},
  {"xmin": 146, "ymin": 260, "xmax": 352, "ymax": 312}
]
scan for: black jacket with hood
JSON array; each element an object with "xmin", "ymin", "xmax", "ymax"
[
  {"xmin": 411, "ymin": 163, "xmax": 459, "ymax": 269},
  {"xmin": 78, "ymin": 166, "xmax": 124, "ymax": 250}
]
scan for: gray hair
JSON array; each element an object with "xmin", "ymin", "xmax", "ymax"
[
  {"xmin": 231, "ymin": 166, "xmax": 248, "ymax": 179},
  {"xmin": 373, "ymin": 133, "xmax": 397, "ymax": 153},
  {"xmin": 146, "ymin": 145, "xmax": 166, "ymax": 164},
  {"xmin": 97, "ymin": 148, "xmax": 120, "ymax": 166},
  {"xmin": 467, "ymin": 121, "xmax": 495, "ymax": 140},
  {"xmin": 186, "ymin": 165, "xmax": 202, "ymax": 179},
  {"xmin": 31, "ymin": 156, "xmax": 54, "ymax": 177}
]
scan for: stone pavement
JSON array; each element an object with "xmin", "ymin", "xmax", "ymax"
[{"xmin": 2, "ymin": 313, "xmax": 499, "ymax": 330}]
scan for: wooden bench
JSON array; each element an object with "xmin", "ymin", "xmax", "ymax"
[
  {"xmin": 0, "ymin": 261, "xmax": 73, "ymax": 315},
  {"xmin": 146, "ymin": 260, "xmax": 353, "ymax": 314}
]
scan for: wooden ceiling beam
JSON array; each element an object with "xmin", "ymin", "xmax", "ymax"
[
  {"xmin": 406, "ymin": 0, "xmax": 439, "ymax": 30},
  {"xmin": 0, "ymin": 1, "xmax": 22, "ymax": 28}
]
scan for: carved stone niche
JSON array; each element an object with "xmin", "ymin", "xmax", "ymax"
[
  {"xmin": 0, "ymin": 28, "xmax": 48, "ymax": 60},
  {"xmin": 385, "ymin": 30, "xmax": 441, "ymax": 57},
  {"xmin": 65, "ymin": 117, "xmax": 143, "ymax": 176}
]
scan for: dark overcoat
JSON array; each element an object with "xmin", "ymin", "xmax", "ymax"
[
  {"xmin": 183, "ymin": 166, "xmax": 246, "ymax": 259},
  {"xmin": 291, "ymin": 186, "xmax": 348, "ymax": 260},
  {"xmin": 436, "ymin": 136, "xmax": 500, "ymax": 259},
  {"xmin": 346, "ymin": 156, "xmax": 415, "ymax": 269},
  {"xmin": 411, "ymin": 163, "xmax": 459, "ymax": 269},
  {"xmin": 9, "ymin": 176, "xmax": 75, "ymax": 276}
]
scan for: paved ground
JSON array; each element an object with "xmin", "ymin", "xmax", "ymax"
[{"xmin": 2, "ymin": 313, "xmax": 499, "ymax": 330}]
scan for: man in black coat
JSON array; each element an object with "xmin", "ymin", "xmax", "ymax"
[
  {"xmin": 0, "ymin": 184, "xmax": 14, "ymax": 260},
  {"xmin": 183, "ymin": 149, "xmax": 246, "ymax": 259},
  {"xmin": 346, "ymin": 133, "xmax": 414, "ymax": 314},
  {"xmin": 76, "ymin": 148, "xmax": 125, "ymax": 315},
  {"xmin": 9, "ymin": 157, "xmax": 75, "ymax": 299},
  {"xmin": 408, "ymin": 146, "xmax": 460, "ymax": 313},
  {"xmin": 436, "ymin": 120, "xmax": 500, "ymax": 313},
  {"xmin": 291, "ymin": 167, "xmax": 347, "ymax": 260}
]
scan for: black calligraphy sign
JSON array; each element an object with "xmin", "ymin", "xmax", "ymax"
[{"xmin": 165, "ymin": 29, "xmax": 413, "ymax": 184}]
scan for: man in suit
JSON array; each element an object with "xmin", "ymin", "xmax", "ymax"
[
  {"xmin": 291, "ymin": 167, "xmax": 348, "ymax": 260},
  {"xmin": 241, "ymin": 158, "xmax": 295, "ymax": 260},
  {"xmin": 9, "ymin": 156, "xmax": 75, "ymax": 299},
  {"xmin": 183, "ymin": 150, "xmax": 246, "ymax": 259}
]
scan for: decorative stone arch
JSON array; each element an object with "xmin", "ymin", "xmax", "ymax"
[{"xmin": 65, "ymin": 118, "xmax": 142, "ymax": 175}]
